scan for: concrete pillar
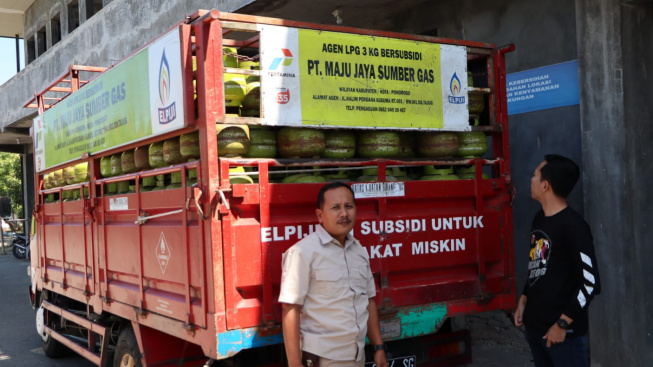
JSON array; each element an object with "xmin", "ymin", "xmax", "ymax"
[{"xmin": 576, "ymin": 0, "xmax": 653, "ymax": 364}]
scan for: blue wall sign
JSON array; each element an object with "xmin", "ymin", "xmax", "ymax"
[{"xmin": 506, "ymin": 60, "xmax": 579, "ymax": 115}]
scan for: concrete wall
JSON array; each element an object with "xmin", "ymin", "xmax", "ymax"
[
  {"xmin": 392, "ymin": 0, "xmax": 584, "ymax": 301},
  {"xmin": 577, "ymin": 0, "xmax": 653, "ymax": 365},
  {"xmin": 0, "ymin": 0, "xmax": 252, "ymax": 128}
]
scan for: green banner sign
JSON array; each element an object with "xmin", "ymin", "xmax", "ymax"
[{"xmin": 35, "ymin": 28, "xmax": 186, "ymax": 172}]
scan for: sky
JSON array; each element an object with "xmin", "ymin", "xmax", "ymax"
[{"xmin": 0, "ymin": 37, "xmax": 25, "ymax": 86}]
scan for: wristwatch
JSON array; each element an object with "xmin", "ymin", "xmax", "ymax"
[
  {"xmin": 556, "ymin": 318, "xmax": 569, "ymax": 329},
  {"xmin": 373, "ymin": 344, "xmax": 387, "ymax": 352}
]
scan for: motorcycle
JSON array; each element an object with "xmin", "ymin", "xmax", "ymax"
[{"xmin": 12, "ymin": 233, "xmax": 29, "ymax": 260}]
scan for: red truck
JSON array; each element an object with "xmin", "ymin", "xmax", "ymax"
[{"xmin": 26, "ymin": 9, "xmax": 515, "ymax": 367}]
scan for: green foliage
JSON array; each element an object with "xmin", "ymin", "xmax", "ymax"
[{"xmin": 0, "ymin": 152, "xmax": 23, "ymax": 219}]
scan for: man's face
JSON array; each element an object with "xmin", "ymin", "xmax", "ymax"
[
  {"xmin": 531, "ymin": 160, "xmax": 547, "ymax": 200},
  {"xmin": 316, "ymin": 187, "xmax": 357, "ymax": 242}
]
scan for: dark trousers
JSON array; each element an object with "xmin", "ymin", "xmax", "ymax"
[{"xmin": 525, "ymin": 327, "xmax": 588, "ymax": 367}]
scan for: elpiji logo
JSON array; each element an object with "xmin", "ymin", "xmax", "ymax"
[
  {"xmin": 158, "ymin": 50, "xmax": 177, "ymax": 124},
  {"xmin": 448, "ymin": 72, "xmax": 465, "ymax": 104},
  {"xmin": 269, "ymin": 49, "xmax": 293, "ymax": 70}
]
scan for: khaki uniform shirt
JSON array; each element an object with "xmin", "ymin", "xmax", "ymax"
[{"xmin": 279, "ymin": 224, "xmax": 376, "ymax": 361}]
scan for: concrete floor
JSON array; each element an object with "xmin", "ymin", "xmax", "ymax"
[{"xmin": 466, "ymin": 344, "xmax": 534, "ymax": 367}]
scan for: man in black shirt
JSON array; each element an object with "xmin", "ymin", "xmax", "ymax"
[{"xmin": 514, "ymin": 154, "xmax": 601, "ymax": 367}]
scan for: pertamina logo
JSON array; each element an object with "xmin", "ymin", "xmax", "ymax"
[
  {"xmin": 269, "ymin": 48, "xmax": 293, "ymax": 70},
  {"xmin": 448, "ymin": 72, "xmax": 465, "ymax": 104},
  {"xmin": 158, "ymin": 50, "xmax": 177, "ymax": 124},
  {"xmin": 268, "ymin": 48, "xmax": 296, "ymax": 78}
]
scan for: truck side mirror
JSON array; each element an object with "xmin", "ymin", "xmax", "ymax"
[{"xmin": 0, "ymin": 197, "xmax": 11, "ymax": 219}]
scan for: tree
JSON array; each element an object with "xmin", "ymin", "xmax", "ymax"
[{"xmin": 0, "ymin": 152, "xmax": 23, "ymax": 224}]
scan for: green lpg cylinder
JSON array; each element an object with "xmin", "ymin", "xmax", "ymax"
[
  {"xmin": 134, "ymin": 146, "xmax": 151, "ymax": 171},
  {"xmin": 397, "ymin": 132, "xmax": 416, "ymax": 158},
  {"xmin": 100, "ymin": 157, "xmax": 112, "ymax": 177},
  {"xmin": 63, "ymin": 166, "xmax": 75, "ymax": 185},
  {"xmin": 390, "ymin": 167, "xmax": 409, "ymax": 181},
  {"xmin": 187, "ymin": 163, "xmax": 198, "ymax": 186},
  {"xmin": 52, "ymin": 169, "xmax": 64, "ymax": 187},
  {"xmin": 109, "ymin": 155, "xmax": 125, "ymax": 194},
  {"xmin": 229, "ymin": 167, "xmax": 254, "ymax": 184},
  {"xmin": 73, "ymin": 163, "xmax": 89, "ymax": 183},
  {"xmin": 239, "ymin": 60, "xmax": 260, "ymax": 83},
  {"xmin": 241, "ymin": 82, "xmax": 260, "ymax": 116},
  {"xmin": 217, "ymin": 125, "xmax": 250, "ymax": 157},
  {"xmin": 43, "ymin": 173, "xmax": 51, "ymax": 190},
  {"xmin": 324, "ymin": 168, "xmax": 350, "ymax": 183},
  {"xmin": 322, "ymin": 130, "xmax": 356, "ymax": 159},
  {"xmin": 117, "ymin": 181, "xmax": 130, "ymax": 194},
  {"xmin": 48, "ymin": 171, "xmax": 57, "ymax": 188},
  {"xmin": 106, "ymin": 182, "xmax": 118, "ymax": 195},
  {"xmin": 180, "ymin": 132, "xmax": 201, "ymax": 160},
  {"xmin": 43, "ymin": 173, "xmax": 55, "ymax": 203},
  {"xmin": 163, "ymin": 137, "xmax": 185, "ymax": 165},
  {"xmin": 167, "ymin": 172, "xmax": 183, "ymax": 189},
  {"xmin": 468, "ymin": 71, "xmax": 485, "ymax": 125},
  {"xmin": 110, "ymin": 155, "xmax": 124, "ymax": 177},
  {"xmin": 277, "ymin": 128, "xmax": 325, "ymax": 158},
  {"xmin": 356, "ymin": 168, "xmax": 398, "ymax": 182},
  {"xmin": 149, "ymin": 142, "xmax": 166, "ymax": 168},
  {"xmin": 420, "ymin": 166, "xmax": 459, "ymax": 181},
  {"xmin": 245, "ymin": 127, "xmax": 277, "ymax": 158},
  {"xmin": 356, "ymin": 131, "xmax": 401, "ymax": 158},
  {"xmin": 121, "ymin": 150, "xmax": 138, "ymax": 173},
  {"xmin": 456, "ymin": 132, "xmax": 487, "ymax": 158},
  {"xmin": 151, "ymin": 175, "xmax": 167, "ymax": 191},
  {"xmin": 141, "ymin": 176, "xmax": 157, "ymax": 192},
  {"xmin": 223, "ymin": 48, "xmax": 246, "ymax": 107},
  {"xmin": 417, "ymin": 132, "xmax": 459, "ymax": 158},
  {"xmin": 455, "ymin": 165, "xmax": 489, "ymax": 180}
]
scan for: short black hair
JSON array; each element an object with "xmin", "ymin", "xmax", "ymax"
[
  {"xmin": 317, "ymin": 182, "xmax": 355, "ymax": 208},
  {"xmin": 540, "ymin": 154, "xmax": 580, "ymax": 198}
]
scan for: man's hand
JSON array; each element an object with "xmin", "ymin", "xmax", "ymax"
[
  {"xmin": 373, "ymin": 349, "xmax": 389, "ymax": 367},
  {"xmin": 367, "ymin": 299, "xmax": 388, "ymax": 367},
  {"xmin": 543, "ymin": 314, "xmax": 572, "ymax": 347},
  {"xmin": 543, "ymin": 323, "xmax": 567, "ymax": 347},
  {"xmin": 514, "ymin": 295, "xmax": 527, "ymax": 327}
]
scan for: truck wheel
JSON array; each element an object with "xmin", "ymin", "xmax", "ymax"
[
  {"xmin": 113, "ymin": 327, "xmax": 143, "ymax": 367},
  {"xmin": 36, "ymin": 301, "xmax": 67, "ymax": 358}
]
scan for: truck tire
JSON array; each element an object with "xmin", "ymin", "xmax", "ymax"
[
  {"xmin": 36, "ymin": 295, "xmax": 67, "ymax": 358},
  {"xmin": 114, "ymin": 327, "xmax": 143, "ymax": 367}
]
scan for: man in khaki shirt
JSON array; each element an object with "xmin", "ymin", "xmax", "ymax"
[{"xmin": 279, "ymin": 182, "xmax": 388, "ymax": 367}]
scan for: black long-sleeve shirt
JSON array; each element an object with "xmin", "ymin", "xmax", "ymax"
[{"xmin": 522, "ymin": 206, "xmax": 601, "ymax": 337}]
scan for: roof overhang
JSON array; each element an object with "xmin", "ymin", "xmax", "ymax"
[{"xmin": 0, "ymin": 0, "xmax": 36, "ymax": 38}]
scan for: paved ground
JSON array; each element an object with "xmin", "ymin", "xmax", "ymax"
[
  {"xmin": 0, "ymin": 243, "xmax": 532, "ymax": 367},
  {"xmin": 0, "ymin": 246, "xmax": 93, "ymax": 367}
]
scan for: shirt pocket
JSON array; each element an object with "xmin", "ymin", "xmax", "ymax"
[
  {"xmin": 313, "ymin": 268, "xmax": 345, "ymax": 297},
  {"xmin": 351, "ymin": 264, "xmax": 371, "ymax": 295}
]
